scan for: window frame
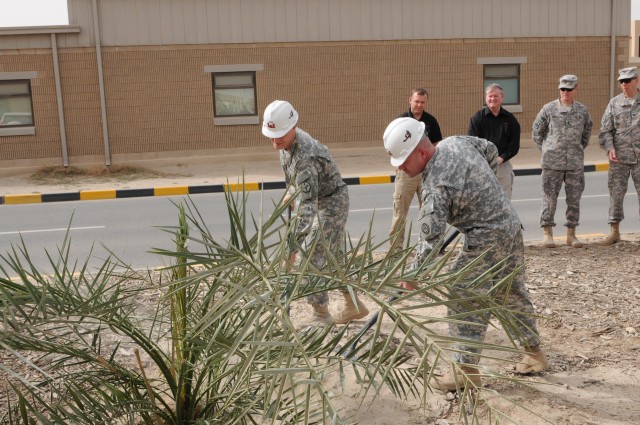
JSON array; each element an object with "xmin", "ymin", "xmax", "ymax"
[
  {"xmin": 212, "ymin": 71, "xmax": 257, "ymax": 118},
  {"xmin": 0, "ymin": 71, "xmax": 37, "ymax": 136},
  {"xmin": 204, "ymin": 64, "xmax": 263, "ymax": 126},
  {"xmin": 477, "ymin": 57, "xmax": 527, "ymax": 113}
]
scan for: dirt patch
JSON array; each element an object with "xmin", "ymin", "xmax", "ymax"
[
  {"xmin": 318, "ymin": 235, "xmax": 640, "ymax": 424},
  {"xmin": 28, "ymin": 165, "xmax": 179, "ymax": 185}
]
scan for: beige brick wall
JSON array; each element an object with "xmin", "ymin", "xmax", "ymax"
[
  {"xmin": 0, "ymin": 52, "xmax": 63, "ymax": 161},
  {"xmin": 0, "ymin": 36, "xmax": 631, "ymax": 165}
]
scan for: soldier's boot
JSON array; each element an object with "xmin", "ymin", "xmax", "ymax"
[
  {"xmin": 334, "ymin": 292, "xmax": 369, "ymax": 324},
  {"xmin": 432, "ymin": 365, "xmax": 482, "ymax": 391},
  {"xmin": 566, "ymin": 227, "xmax": 584, "ymax": 248},
  {"xmin": 310, "ymin": 304, "xmax": 335, "ymax": 325},
  {"xmin": 515, "ymin": 347, "xmax": 549, "ymax": 374},
  {"xmin": 599, "ymin": 222, "xmax": 620, "ymax": 246},
  {"xmin": 542, "ymin": 226, "xmax": 556, "ymax": 248}
]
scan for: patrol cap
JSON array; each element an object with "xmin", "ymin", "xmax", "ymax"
[
  {"xmin": 383, "ymin": 117, "xmax": 426, "ymax": 167},
  {"xmin": 618, "ymin": 67, "xmax": 638, "ymax": 81},
  {"xmin": 262, "ymin": 100, "xmax": 299, "ymax": 138},
  {"xmin": 558, "ymin": 75, "xmax": 578, "ymax": 90}
]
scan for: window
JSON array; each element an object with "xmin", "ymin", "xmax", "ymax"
[
  {"xmin": 212, "ymin": 72, "xmax": 257, "ymax": 117},
  {"xmin": 483, "ymin": 64, "xmax": 520, "ymax": 105},
  {"xmin": 0, "ymin": 80, "xmax": 34, "ymax": 127},
  {"xmin": 477, "ymin": 57, "xmax": 526, "ymax": 112},
  {"xmin": 204, "ymin": 64, "xmax": 263, "ymax": 126}
]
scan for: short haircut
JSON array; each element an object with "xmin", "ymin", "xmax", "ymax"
[
  {"xmin": 411, "ymin": 87, "xmax": 429, "ymax": 97},
  {"xmin": 485, "ymin": 83, "xmax": 504, "ymax": 95}
]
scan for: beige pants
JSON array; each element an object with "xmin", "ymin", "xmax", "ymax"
[
  {"xmin": 497, "ymin": 160, "xmax": 514, "ymax": 199},
  {"xmin": 389, "ymin": 170, "xmax": 422, "ymax": 251}
]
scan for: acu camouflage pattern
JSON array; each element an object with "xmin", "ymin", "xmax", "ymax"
[
  {"xmin": 599, "ymin": 93, "xmax": 640, "ymax": 223},
  {"xmin": 532, "ymin": 99, "xmax": 592, "ymax": 170},
  {"xmin": 280, "ymin": 128, "xmax": 348, "ymax": 306},
  {"xmin": 409, "ymin": 136, "xmax": 540, "ymax": 365},
  {"xmin": 599, "ymin": 93, "xmax": 640, "ymax": 163},
  {"xmin": 539, "ymin": 169, "xmax": 585, "ymax": 227},
  {"xmin": 532, "ymin": 99, "xmax": 592, "ymax": 228}
]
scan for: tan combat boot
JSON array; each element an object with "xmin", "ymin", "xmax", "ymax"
[
  {"xmin": 310, "ymin": 304, "xmax": 335, "ymax": 325},
  {"xmin": 334, "ymin": 292, "xmax": 369, "ymax": 324},
  {"xmin": 566, "ymin": 227, "xmax": 584, "ymax": 248},
  {"xmin": 542, "ymin": 226, "xmax": 556, "ymax": 248},
  {"xmin": 432, "ymin": 365, "xmax": 482, "ymax": 392},
  {"xmin": 515, "ymin": 347, "xmax": 549, "ymax": 374},
  {"xmin": 599, "ymin": 222, "xmax": 620, "ymax": 246}
]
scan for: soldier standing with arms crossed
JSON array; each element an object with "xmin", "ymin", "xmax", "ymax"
[
  {"xmin": 532, "ymin": 75, "xmax": 593, "ymax": 248},
  {"xmin": 599, "ymin": 67, "xmax": 640, "ymax": 245},
  {"xmin": 383, "ymin": 118, "xmax": 548, "ymax": 391},
  {"xmin": 262, "ymin": 100, "xmax": 368, "ymax": 325},
  {"xmin": 390, "ymin": 88, "xmax": 443, "ymax": 252}
]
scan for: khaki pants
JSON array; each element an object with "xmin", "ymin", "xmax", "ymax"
[
  {"xmin": 389, "ymin": 170, "xmax": 422, "ymax": 251},
  {"xmin": 497, "ymin": 160, "xmax": 514, "ymax": 199}
]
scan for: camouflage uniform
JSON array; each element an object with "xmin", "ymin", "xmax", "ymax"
[
  {"xmin": 532, "ymin": 99, "xmax": 592, "ymax": 228},
  {"xmin": 280, "ymin": 128, "xmax": 349, "ymax": 307},
  {"xmin": 599, "ymin": 93, "xmax": 640, "ymax": 223},
  {"xmin": 409, "ymin": 136, "xmax": 540, "ymax": 365}
]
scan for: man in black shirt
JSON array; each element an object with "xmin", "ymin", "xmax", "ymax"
[
  {"xmin": 468, "ymin": 83, "xmax": 520, "ymax": 199},
  {"xmin": 390, "ymin": 87, "xmax": 443, "ymax": 251}
]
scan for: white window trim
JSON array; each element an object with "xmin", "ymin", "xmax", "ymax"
[
  {"xmin": 478, "ymin": 57, "xmax": 526, "ymax": 113},
  {"xmin": 0, "ymin": 71, "xmax": 37, "ymax": 136},
  {"xmin": 205, "ymin": 64, "xmax": 263, "ymax": 126},
  {"xmin": 477, "ymin": 57, "xmax": 527, "ymax": 65}
]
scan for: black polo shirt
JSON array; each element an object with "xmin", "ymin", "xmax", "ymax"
[
  {"xmin": 398, "ymin": 109, "xmax": 443, "ymax": 144},
  {"xmin": 467, "ymin": 106, "xmax": 520, "ymax": 162}
]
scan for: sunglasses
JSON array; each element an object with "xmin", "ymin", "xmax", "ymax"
[
  {"xmin": 560, "ymin": 88, "xmax": 574, "ymax": 92},
  {"xmin": 619, "ymin": 78, "xmax": 636, "ymax": 84}
]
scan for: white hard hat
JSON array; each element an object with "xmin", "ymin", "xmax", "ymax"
[
  {"xmin": 262, "ymin": 100, "xmax": 299, "ymax": 138},
  {"xmin": 383, "ymin": 117, "xmax": 426, "ymax": 167}
]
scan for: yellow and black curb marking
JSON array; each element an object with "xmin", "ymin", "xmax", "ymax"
[{"xmin": 0, "ymin": 164, "xmax": 609, "ymax": 206}]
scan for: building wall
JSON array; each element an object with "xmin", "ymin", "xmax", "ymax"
[
  {"xmin": 632, "ymin": 20, "xmax": 640, "ymax": 58},
  {"xmin": 0, "ymin": 36, "xmax": 629, "ymax": 165},
  {"xmin": 0, "ymin": 52, "xmax": 63, "ymax": 162},
  {"xmin": 61, "ymin": 0, "xmax": 629, "ymax": 48}
]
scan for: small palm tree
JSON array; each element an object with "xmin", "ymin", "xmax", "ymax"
[{"xmin": 0, "ymin": 188, "xmax": 542, "ymax": 424}]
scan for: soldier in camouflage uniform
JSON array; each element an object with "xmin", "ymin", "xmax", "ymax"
[
  {"xmin": 532, "ymin": 75, "xmax": 593, "ymax": 248},
  {"xmin": 262, "ymin": 100, "xmax": 368, "ymax": 325},
  {"xmin": 599, "ymin": 67, "xmax": 640, "ymax": 245},
  {"xmin": 383, "ymin": 117, "xmax": 548, "ymax": 391}
]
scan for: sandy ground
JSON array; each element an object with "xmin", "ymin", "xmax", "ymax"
[
  {"xmin": 286, "ymin": 235, "xmax": 640, "ymax": 425},
  {"xmin": 0, "ymin": 235, "xmax": 637, "ymax": 424}
]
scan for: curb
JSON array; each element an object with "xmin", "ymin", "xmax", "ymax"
[{"xmin": 0, "ymin": 163, "xmax": 609, "ymax": 206}]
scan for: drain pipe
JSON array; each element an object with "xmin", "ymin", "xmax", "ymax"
[
  {"xmin": 610, "ymin": 0, "xmax": 616, "ymax": 98},
  {"xmin": 50, "ymin": 33, "xmax": 69, "ymax": 167},
  {"xmin": 92, "ymin": 0, "xmax": 111, "ymax": 166}
]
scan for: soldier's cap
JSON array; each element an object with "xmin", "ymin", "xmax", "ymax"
[
  {"xmin": 618, "ymin": 67, "xmax": 638, "ymax": 81},
  {"xmin": 262, "ymin": 100, "xmax": 299, "ymax": 138},
  {"xmin": 558, "ymin": 75, "xmax": 578, "ymax": 90}
]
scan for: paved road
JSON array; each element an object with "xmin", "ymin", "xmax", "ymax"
[{"xmin": 0, "ymin": 173, "xmax": 638, "ymax": 273}]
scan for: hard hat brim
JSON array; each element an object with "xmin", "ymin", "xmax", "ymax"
[
  {"xmin": 262, "ymin": 123, "xmax": 294, "ymax": 139},
  {"xmin": 390, "ymin": 155, "xmax": 407, "ymax": 167}
]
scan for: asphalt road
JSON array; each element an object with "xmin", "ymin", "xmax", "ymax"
[{"xmin": 0, "ymin": 173, "xmax": 638, "ymax": 273}]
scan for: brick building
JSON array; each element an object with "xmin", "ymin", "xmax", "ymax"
[{"xmin": 0, "ymin": 0, "xmax": 633, "ymax": 169}]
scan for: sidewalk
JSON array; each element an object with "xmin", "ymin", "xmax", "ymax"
[{"xmin": 0, "ymin": 138, "xmax": 608, "ymax": 205}]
